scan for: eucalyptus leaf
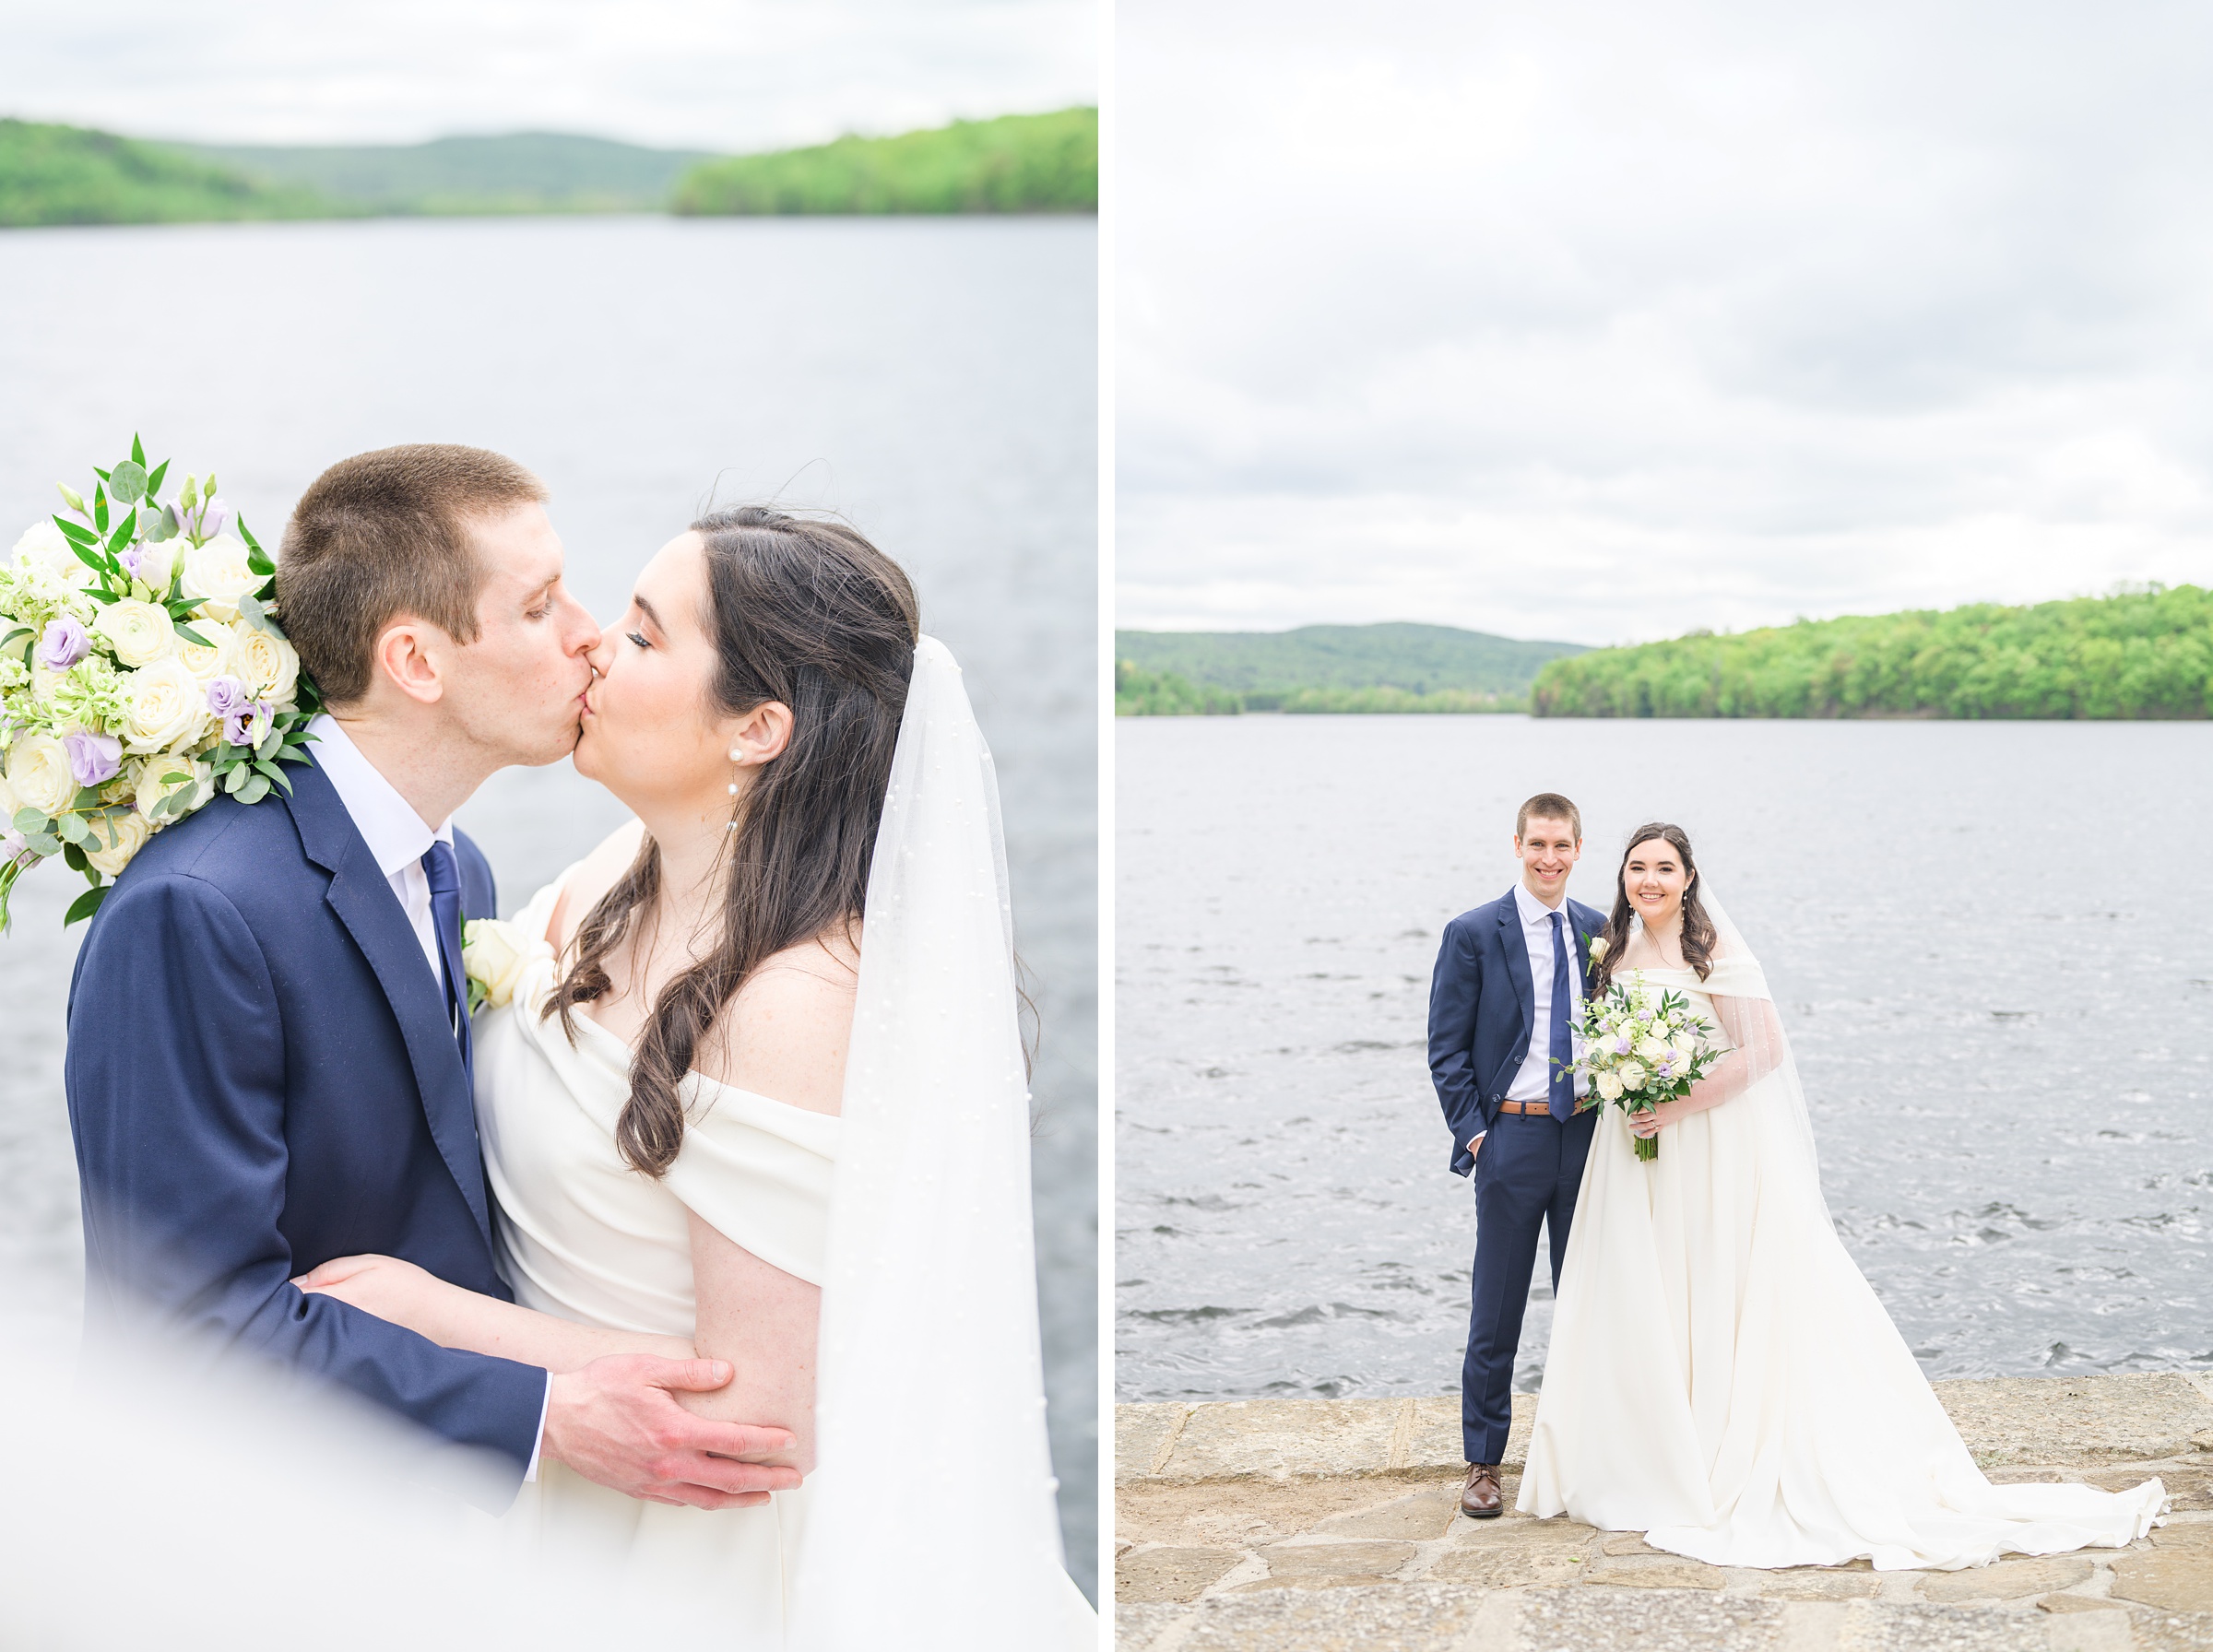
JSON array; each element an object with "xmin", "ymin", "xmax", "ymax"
[
  {"xmin": 72, "ymin": 787, "xmax": 105, "ymax": 811},
  {"xmin": 55, "ymin": 814, "xmax": 89, "ymax": 846},
  {"xmin": 23, "ymin": 833, "xmax": 60, "ymax": 857},
  {"xmin": 255, "ymin": 724, "xmax": 284, "ymax": 761},
  {"xmin": 12, "ymin": 808, "xmax": 46, "ymax": 834},
  {"xmin": 237, "ymin": 773, "xmax": 271, "ymax": 806},
  {"xmin": 148, "ymin": 505, "xmax": 179, "ymax": 543},
  {"xmin": 64, "ymin": 885, "xmax": 108, "ymax": 927},
  {"xmin": 223, "ymin": 765, "xmax": 248, "ymax": 796},
  {"xmin": 237, "ymin": 591, "xmax": 277, "ymax": 635},
  {"xmin": 111, "ymin": 461, "xmax": 147, "ymax": 505}
]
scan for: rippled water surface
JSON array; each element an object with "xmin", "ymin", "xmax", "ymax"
[
  {"xmin": 0, "ymin": 217, "xmax": 1096, "ymax": 1591},
  {"xmin": 1117, "ymin": 714, "xmax": 2213, "ymax": 1406}
]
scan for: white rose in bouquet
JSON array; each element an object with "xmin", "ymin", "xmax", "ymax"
[
  {"xmin": 235, "ymin": 626, "xmax": 299, "ymax": 702},
  {"xmin": 178, "ymin": 533, "xmax": 261, "ymax": 618},
  {"xmin": 1635, "ymin": 1034, "xmax": 1672, "ymax": 1063},
  {"xmin": 463, "ymin": 917, "xmax": 534, "ymax": 1011},
  {"xmin": 173, "ymin": 620, "xmax": 241, "ymax": 689},
  {"xmin": 1617, "ymin": 1059, "xmax": 1648, "ymax": 1091},
  {"xmin": 132, "ymin": 751, "xmax": 213, "ymax": 820},
  {"xmin": 6, "ymin": 733, "xmax": 77, "ymax": 817},
  {"xmin": 1595, "ymin": 1070, "xmax": 1626, "ymax": 1102},
  {"xmin": 93, "ymin": 599, "xmax": 177, "ymax": 668},
  {"xmin": 84, "ymin": 808, "xmax": 150, "ymax": 877},
  {"xmin": 122, "ymin": 658, "xmax": 211, "ymax": 754},
  {"xmin": 10, "ymin": 521, "xmax": 96, "ymax": 590}
]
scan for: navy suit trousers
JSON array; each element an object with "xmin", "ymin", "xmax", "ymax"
[{"xmin": 1462, "ymin": 1106, "xmax": 1596, "ymax": 1465}]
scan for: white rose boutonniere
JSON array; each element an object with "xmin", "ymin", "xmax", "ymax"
[
  {"xmin": 462, "ymin": 916, "xmax": 535, "ymax": 1014},
  {"xmin": 1587, "ymin": 934, "xmax": 1608, "ymax": 962}
]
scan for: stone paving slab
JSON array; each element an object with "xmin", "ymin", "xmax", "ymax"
[{"xmin": 1117, "ymin": 1375, "xmax": 2213, "ymax": 1650}]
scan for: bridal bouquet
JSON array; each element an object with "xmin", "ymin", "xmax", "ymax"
[
  {"xmin": 1564, "ymin": 972, "xmax": 1724, "ymax": 1162},
  {"xmin": 0, "ymin": 436, "xmax": 319, "ymax": 933}
]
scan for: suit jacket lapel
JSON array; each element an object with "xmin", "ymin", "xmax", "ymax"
[
  {"xmin": 1496, "ymin": 895, "xmax": 1534, "ymax": 1044},
  {"xmin": 1572, "ymin": 903, "xmax": 1597, "ymax": 990},
  {"xmin": 287, "ymin": 766, "xmax": 494, "ymax": 1251}
]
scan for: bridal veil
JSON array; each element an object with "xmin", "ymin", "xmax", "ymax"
[{"xmin": 790, "ymin": 636, "xmax": 1091, "ymax": 1646}]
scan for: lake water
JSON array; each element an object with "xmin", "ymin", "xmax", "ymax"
[
  {"xmin": 1117, "ymin": 714, "xmax": 2213, "ymax": 1414},
  {"xmin": 0, "ymin": 216, "xmax": 1096, "ymax": 1593}
]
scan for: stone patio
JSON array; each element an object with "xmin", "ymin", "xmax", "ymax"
[{"xmin": 1117, "ymin": 1372, "xmax": 2213, "ymax": 1650}]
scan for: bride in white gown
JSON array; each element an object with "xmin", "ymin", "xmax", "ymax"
[
  {"xmin": 1518, "ymin": 822, "xmax": 2165, "ymax": 1570},
  {"xmin": 299, "ymin": 508, "xmax": 1095, "ymax": 1647}
]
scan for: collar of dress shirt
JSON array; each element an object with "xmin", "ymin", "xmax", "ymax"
[
  {"xmin": 1512, "ymin": 879, "xmax": 1568, "ymax": 930},
  {"xmin": 306, "ymin": 713, "xmax": 454, "ymax": 877}
]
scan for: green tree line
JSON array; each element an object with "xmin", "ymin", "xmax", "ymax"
[
  {"xmin": 1116, "ymin": 661, "xmax": 1523, "ymax": 716},
  {"xmin": 0, "ymin": 118, "xmax": 330, "ymax": 227},
  {"xmin": 1, "ymin": 110, "xmax": 1096, "ymax": 229},
  {"xmin": 673, "ymin": 109, "xmax": 1096, "ymax": 216},
  {"xmin": 1531, "ymin": 584, "xmax": 2213, "ymax": 719}
]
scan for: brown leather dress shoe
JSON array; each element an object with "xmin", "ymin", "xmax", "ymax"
[{"xmin": 1461, "ymin": 1462, "xmax": 1503, "ymax": 1518}]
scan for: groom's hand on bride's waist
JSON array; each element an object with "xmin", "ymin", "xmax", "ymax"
[{"xmin": 542, "ymin": 1353, "xmax": 801, "ymax": 1510}]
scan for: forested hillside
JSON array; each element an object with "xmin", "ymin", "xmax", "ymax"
[
  {"xmin": 1531, "ymin": 584, "xmax": 2213, "ymax": 719},
  {"xmin": 674, "ymin": 108, "xmax": 1096, "ymax": 215}
]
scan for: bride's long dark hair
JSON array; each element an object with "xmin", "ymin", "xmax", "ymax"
[
  {"xmin": 1592, "ymin": 821, "xmax": 1718, "ymax": 994},
  {"xmin": 547, "ymin": 505, "xmax": 920, "ymax": 1176}
]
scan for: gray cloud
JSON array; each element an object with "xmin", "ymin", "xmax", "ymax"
[
  {"xmin": 0, "ymin": 0, "xmax": 1094, "ymax": 149},
  {"xmin": 1118, "ymin": 0, "xmax": 2213, "ymax": 643}
]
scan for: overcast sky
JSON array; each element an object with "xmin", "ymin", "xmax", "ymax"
[
  {"xmin": 0, "ymin": 0, "xmax": 1094, "ymax": 151},
  {"xmin": 1118, "ymin": 0, "xmax": 2213, "ymax": 643}
]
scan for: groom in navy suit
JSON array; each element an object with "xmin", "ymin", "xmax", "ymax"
[
  {"xmin": 66, "ymin": 446, "xmax": 794, "ymax": 1508},
  {"xmin": 1426, "ymin": 793, "xmax": 1606, "ymax": 1518}
]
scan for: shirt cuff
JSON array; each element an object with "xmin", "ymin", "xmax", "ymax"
[
  {"xmin": 1468, "ymin": 1130, "xmax": 1485, "ymax": 1150},
  {"xmin": 524, "ymin": 1370, "xmax": 552, "ymax": 1482}
]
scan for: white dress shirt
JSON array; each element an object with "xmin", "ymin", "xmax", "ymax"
[
  {"xmin": 307, "ymin": 714, "xmax": 551, "ymax": 1478},
  {"xmin": 1471, "ymin": 882, "xmax": 1591, "ymax": 1149}
]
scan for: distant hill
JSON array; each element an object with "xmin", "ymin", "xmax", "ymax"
[
  {"xmin": 1115, "ymin": 622, "xmax": 1588, "ymax": 714},
  {"xmin": 2, "ymin": 112, "xmax": 1095, "ymax": 228},
  {"xmin": 1531, "ymin": 584, "xmax": 2213, "ymax": 718},
  {"xmin": 675, "ymin": 108, "xmax": 1096, "ymax": 216},
  {"xmin": 180, "ymin": 132, "xmax": 712, "ymax": 215},
  {"xmin": 0, "ymin": 118, "xmax": 330, "ymax": 227}
]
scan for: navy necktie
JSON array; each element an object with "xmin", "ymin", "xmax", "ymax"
[
  {"xmin": 1547, "ymin": 910, "xmax": 1573, "ymax": 1118},
  {"xmin": 421, "ymin": 840, "xmax": 474, "ymax": 1089}
]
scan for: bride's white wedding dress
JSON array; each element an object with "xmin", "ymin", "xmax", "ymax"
[
  {"xmin": 470, "ymin": 638, "xmax": 1095, "ymax": 1648},
  {"xmin": 1518, "ymin": 903, "xmax": 2165, "ymax": 1570}
]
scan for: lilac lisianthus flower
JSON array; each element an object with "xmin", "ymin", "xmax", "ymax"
[
  {"xmin": 224, "ymin": 700, "xmax": 274, "ymax": 749},
  {"xmin": 63, "ymin": 731, "xmax": 123, "ymax": 788},
  {"xmin": 206, "ymin": 674, "xmax": 251, "ymax": 722},
  {"xmin": 182, "ymin": 495, "xmax": 234, "ymax": 545},
  {"xmin": 37, "ymin": 618, "xmax": 89, "ymax": 672}
]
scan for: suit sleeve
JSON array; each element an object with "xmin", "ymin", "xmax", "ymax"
[
  {"xmin": 1427, "ymin": 920, "xmax": 1485, "ymax": 1174},
  {"xmin": 65, "ymin": 872, "xmax": 546, "ymax": 1487}
]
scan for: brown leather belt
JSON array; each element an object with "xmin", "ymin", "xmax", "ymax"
[{"xmin": 1495, "ymin": 1099, "xmax": 1557, "ymax": 1117}]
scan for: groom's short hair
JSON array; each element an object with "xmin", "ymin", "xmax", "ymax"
[
  {"xmin": 278, "ymin": 444, "xmax": 548, "ymax": 704},
  {"xmin": 1516, "ymin": 792, "xmax": 1582, "ymax": 840}
]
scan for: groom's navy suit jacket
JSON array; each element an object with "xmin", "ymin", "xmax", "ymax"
[
  {"xmin": 1426, "ymin": 889, "xmax": 1609, "ymax": 1177},
  {"xmin": 64, "ymin": 759, "xmax": 545, "ymax": 1486}
]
